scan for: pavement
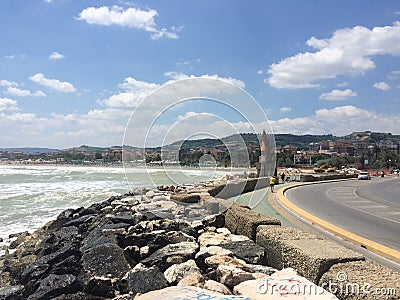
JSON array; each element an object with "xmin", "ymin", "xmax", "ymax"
[{"xmin": 229, "ymin": 183, "xmax": 295, "ymax": 227}]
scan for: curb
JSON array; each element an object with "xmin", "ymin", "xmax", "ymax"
[{"xmin": 276, "ymin": 181, "xmax": 400, "ymax": 263}]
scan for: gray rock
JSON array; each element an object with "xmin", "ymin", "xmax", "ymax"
[
  {"xmin": 51, "ymin": 292, "xmax": 105, "ymax": 299},
  {"xmin": 80, "ymin": 230, "xmax": 118, "ymax": 252},
  {"xmin": 204, "ymin": 280, "xmax": 232, "ymax": 295},
  {"xmin": 132, "ymin": 286, "xmax": 227, "ymax": 299},
  {"xmin": 176, "ymin": 272, "xmax": 205, "ymax": 287},
  {"xmin": 0, "ymin": 285, "xmax": 23, "ymax": 299},
  {"xmin": 83, "ymin": 276, "xmax": 116, "ymax": 298},
  {"xmin": 198, "ymin": 232, "xmax": 267, "ymax": 264},
  {"xmin": 63, "ymin": 215, "xmax": 93, "ymax": 228},
  {"xmin": 245, "ymin": 263, "xmax": 277, "ymax": 275},
  {"xmin": 81, "ymin": 243, "xmax": 131, "ymax": 278},
  {"xmin": 164, "ymin": 259, "xmax": 200, "ymax": 284},
  {"xmin": 141, "ymin": 241, "xmax": 199, "ymax": 271},
  {"xmin": 9, "ymin": 231, "xmax": 31, "ymax": 249},
  {"xmin": 195, "ymin": 246, "xmax": 234, "ymax": 272},
  {"xmin": 27, "ymin": 273, "xmax": 80, "ymax": 300},
  {"xmin": 216, "ymin": 265, "xmax": 266, "ymax": 288},
  {"xmin": 127, "ymin": 263, "xmax": 168, "ymax": 296},
  {"xmin": 171, "ymin": 193, "xmax": 200, "ymax": 203}
]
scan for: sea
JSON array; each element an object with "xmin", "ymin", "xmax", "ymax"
[{"xmin": 0, "ymin": 164, "xmax": 233, "ymax": 255}]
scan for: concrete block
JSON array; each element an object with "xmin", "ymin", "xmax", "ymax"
[
  {"xmin": 256, "ymin": 225, "xmax": 322, "ymax": 270},
  {"xmin": 319, "ymin": 260, "xmax": 400, "ymax": 299},
  {"xmin": 256, "ymin": 226, "xmax": 364, "ymax": 284},
  {"xmin": 225, "ymin": 204, "xmax": 281, "ymax": 240}
]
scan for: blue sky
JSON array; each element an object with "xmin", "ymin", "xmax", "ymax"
[{"xmin": 1, "ymin": 0, "xmax": 400, "ymax": 148}]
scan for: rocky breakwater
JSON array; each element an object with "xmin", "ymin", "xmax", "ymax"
[{"xmin": 0, "ymin": 184, "xmax": 338, "ymax": 300}]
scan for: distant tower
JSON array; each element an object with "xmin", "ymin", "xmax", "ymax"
[{"xmin": 258, "ymin": 129, "xmax": 273, "ymax": 177}]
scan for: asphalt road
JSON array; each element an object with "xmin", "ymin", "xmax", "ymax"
[{"xmin": 285, "ymin": 175, "xmax": 400, "ymax": 252}]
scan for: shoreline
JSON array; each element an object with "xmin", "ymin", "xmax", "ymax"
[
  {"xmin": 0, "ymin": 162, "xmax": 256, "ymax": 172},
  {"xmin": 1, "ymin": 176, "xmax": 400, "ymax": 299}
]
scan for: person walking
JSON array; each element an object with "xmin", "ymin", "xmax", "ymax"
[
  {"xmin": 269, "ymin": 176, "xmax": 276, "ymax": 193},
  {"xmin": 280, "ymin": 172, "xmax": 285, "ymax": 183}
]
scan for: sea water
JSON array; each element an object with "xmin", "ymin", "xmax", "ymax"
[{"xmin": 0, "ymin": 164, "xmax": 231, "ymax": 255}]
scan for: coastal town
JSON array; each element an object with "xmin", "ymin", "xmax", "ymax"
[{"xmin": 1, "ymin": 131, "xmax": 399, "ymax": 172}]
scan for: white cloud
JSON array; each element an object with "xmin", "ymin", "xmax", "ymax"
[
  {"xmin": 164, "ymin": 72, "xmax": 245, "ymax": 89},
  {"xmin": 102, "ymin": 73, "xmax": 246, "ymax": 110},
  {"xmin": 77, "ymin": 5, "xmax": 179, "ymax": 40},
  {"xmin": 29, "ymin": 73, "xmax": 76, "ymax": 93},
  {"xmin": 49, "ymin": 51, "xmax": 64, "ymax": 60},
  {"xmin": 7, "ymin": 113, "xmax": 37, "ymax": 122},
  {"xmin": 257, "ymin": 70, "xmax": 263, "ymax": 75},
  {"xmin": 0, "ymin": 80, "xmax": 18, "ymax": 87},
  {"xmin": 6, "ymin": 87, "xmax": 46, "ymax": 97},
  {"xmin": 336, "ymin": 82, "xmax": 349, "ymax": 87},
  {"xmin": 0, "ymin": 98, "xmax": 18, "ymax": 112},
  {"xmin": 268, "ymin": 105, "xmax": 400, "ymax": 136},
  {"xmin": 319, "ymin": 89, "xmax": 357, "ymax": 101},
  {"xmin": 101, "ymin": 92, "xmax": 144, "ymax": 108},
  {"xmin": 269, "ymin": 117, "xmax": 324, "ymax": 135},
  {"xmin": 373, "ymin": 81, "xmax": 390, "ymax": 91},
  {"xmin": 267, "ymin": 21, "xmax": 400, "ymax": 89},
  {"xmin": 100, "ymin": 77, "xmax": 160, "ymax": 108},
  {"xmin": 280, "ymin": 107, "xmax": 292, "ymax": 113}
]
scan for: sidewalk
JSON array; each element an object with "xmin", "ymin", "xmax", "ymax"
[{"xmin": 228, "ymin": 183, "xmax": 294, "ymax": 227}]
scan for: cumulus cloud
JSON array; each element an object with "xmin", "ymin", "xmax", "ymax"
[
  {"xmin": 319, "ymin": 89, "xmax": 357, "ymax": 101},
  {"xmin": 77, "ymin": 5, "xmax": 179, "ymax": 40},
  {"xmin": 266, "ymin": 21, "xmax": 400, "ymax": 89},
  {"xmin": 268, "ymin": 105, "xmax": 400, "ymax": 136},
  {"xmin": 373, "ymin": 81, "xmax": 390, "ymax": 91},
  {"xmin": 29, "ymin": 73, "xmax": 76, "ymax": 93},
  {"xmin": 0, "ymin": 80, "xmax": 18, "ymax": 87},
  {"xmin": 49, "ymin": 51, "xmax": 64, "ymax": 60},
  {"xmin": 280, "ymin": 107, "xmax": 292, "ymax": 113},
  {"xmin": 6, "ymin": 87, "xmax": 46, "ymax": 97},
  {"xmin": 101, "ymin": 77, "xmax": 160, "ymax": 108},
  {"xmin": 164, "ymin": 72, "xmax": 245, "ymax": 89},
  {"xmin": 101, "ymin": 73, "xmax": 246, "ymax": 109},
  {"xmin": 0, "ymin": 98, "xmax": 18, "ymax": 112}
]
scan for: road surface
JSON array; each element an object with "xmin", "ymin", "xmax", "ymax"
[{"xmin": 285, "ymin": 176, "xmax": 400, "ymax": 252}]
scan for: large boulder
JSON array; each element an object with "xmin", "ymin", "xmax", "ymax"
[
  {"xmin": 233, "ymin": 268, "xmax": 338, "ymax": 299},
  {"xmin": 164, "ymin": 259, "xmax": 200, "ymax": 284},
  {"xmin": 126, "ymin": 263, "xmax": 168, "ymax": 296},
  {"xmin": 26, "ymin": 274, "xmax": 80, "ymax": 300},
  {"xmin": 81, "ymin": 243, "xmax": 131, "ymax": 278},
  {"xmin": 198, "ymin": 232, "xmax": 267, "ymax": 264},
  {"xmin": 134, "ymin": 286, "xmax": 232, "ymax": 299},
  {"xmin": 141, "ymin": 241, "xmax": 199, "ymax": 271},
  {"xmin": 216, "ymin": 264, "xmax": 267, "ymax": 288}
]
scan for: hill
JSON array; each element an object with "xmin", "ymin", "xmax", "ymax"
[{"xmin": 0, "ymin": 147, "xmax": 60, "ymax": 154}]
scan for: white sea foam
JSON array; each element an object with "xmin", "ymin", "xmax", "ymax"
[{"xmin": 0, "ymin": 164, "xmax": 231, "ymax": 256}]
